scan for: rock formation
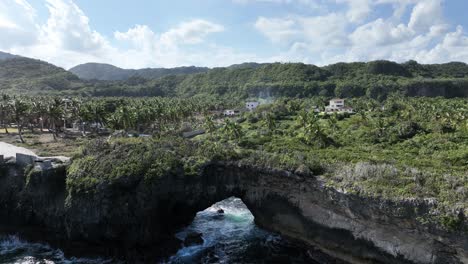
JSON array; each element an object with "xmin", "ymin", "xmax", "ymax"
[{"xmin": 0, "ymin": 161, "xmax": 466, "ymax": 263}]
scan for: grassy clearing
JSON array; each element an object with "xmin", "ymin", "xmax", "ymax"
[{"xmin": 0, "ymin": 132, "xmax": 83, "ymax": 157}]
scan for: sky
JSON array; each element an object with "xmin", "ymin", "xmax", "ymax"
[{"xmin": 1, "ymin": 0, "xmax": 468, "ymax": 69}]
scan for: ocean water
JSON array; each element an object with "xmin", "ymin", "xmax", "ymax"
[
  {"xmin": 165, "ymin": 197, "xmax": 321, "ymax": 264},
  {"xmin": 0, "ymin": 235, "xmax": 113, "ymax": 264},
  {"xmin": 1, "ymin": 197, "xmax": 331, "ymax": 264}
]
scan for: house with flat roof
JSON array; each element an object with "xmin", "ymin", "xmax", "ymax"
[{"xmin": 325, "ymin": 99, "xmax": 354, "ymax": 113}]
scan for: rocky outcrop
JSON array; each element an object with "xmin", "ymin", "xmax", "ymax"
[{"xmin": 0, "ymin": 162, "xmax": 466, "ymax": 263}]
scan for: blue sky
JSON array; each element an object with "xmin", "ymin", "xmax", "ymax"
[{"xmin": 1, "ymin": 0, "xmax": 468, "ymax": 69}]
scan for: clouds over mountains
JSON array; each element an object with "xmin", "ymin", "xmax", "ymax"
[
  {"xmin": 253, "ymin": 0, "xmax": 468, "ymax": 65},
  {"xmin": 1, "ymin": 0, "xmax": 468, "ymax": 68}
]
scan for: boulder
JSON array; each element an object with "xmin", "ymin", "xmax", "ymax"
[{"xmin": 184, "ymin": 232, "xmax": 203, "ymax": 246}]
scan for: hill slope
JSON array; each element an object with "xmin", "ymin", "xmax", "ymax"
[
  {"xmin": 69, "ymin": 63, "xmax": 209, "ymax": 81},
  {"xmin": 0, "ymin": 57, "xmax": 83, "ymax": 93},
  {"xmin": 0, "ymin": 51, "xmax": 19, "ymax": 60},
  {"xmin": 2, "ymin": 55, "xmax": 468, "ymax": 98}
]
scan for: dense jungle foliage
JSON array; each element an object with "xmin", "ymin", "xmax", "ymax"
[{"xmin": 2, "ymin": 57, "xmax": 468, "ymax": 99}]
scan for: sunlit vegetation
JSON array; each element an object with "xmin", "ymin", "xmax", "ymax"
[
  {"xmin": 1, "ymin": 57, "xmax": 467, "ymax": 230},
  {"xmin": 2, "ymin": 58, "xmax": 468, "ymax": 99},
  {"xmin": 45, "ymin": 94, "xmax": 467, "ymax": 228}
]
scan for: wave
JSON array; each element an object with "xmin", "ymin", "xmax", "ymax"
[{"xmin": 0, "ymin": 235, "xmax": 114, "ymax": 264}]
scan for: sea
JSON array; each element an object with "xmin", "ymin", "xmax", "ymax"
[{"xmin": 1, "ymin": 197, "xmax": 335, "ymax": 264}]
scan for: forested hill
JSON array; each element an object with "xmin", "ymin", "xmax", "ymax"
[
  {"xmin": 69, "ymin": 62, "xmax": 209, "ymax": 81},
  {"xmin": 1, "ymin": 54, "xmax": 468, "ymax": 99},
  {"xmin": 0, "ymin": 57, "xmax": 83, "ymax": 93}
]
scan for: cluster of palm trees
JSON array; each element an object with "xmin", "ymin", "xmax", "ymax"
[
  {"xmin": 0, "ymin": 95, "xmax": 225, "ymax": 142},
  {"xmin": 0, "ymin": 95, "xmax": 67, "ymax": 142}
]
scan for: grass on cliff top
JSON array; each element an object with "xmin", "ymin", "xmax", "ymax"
[
  {"xmin": 66, "ymin": 137, "xmax": 240, "ymax": 194},
  {"xmin": 0, "ymin": 131, "xmax": 84, "ymax": 157}
]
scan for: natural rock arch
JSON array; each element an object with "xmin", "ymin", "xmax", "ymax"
[{"xmin": 0, "ymin": 163, "xmax": 466, "ymax": 263}]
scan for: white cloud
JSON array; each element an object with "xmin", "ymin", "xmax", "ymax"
[
  {"xmin": 0, "ymin": 0, "xmax": 38, "ymax": 49},
  {"xmin": 336, "ymin": 0, "xmax": 372, "ymax": 23},
  {"xmin": 300, "ymin": 13, "xmax": 349, "ymax": 47},
  {"xmin": 159, "ymin": 19, "xmax": 224, "ymax": 45},
  {"xmin": 2, "ymin": 0, "xmax": 468, "ymax": 69},
  {"xmin": 114, "ymin": 24, "xmax": 158, "ymax": 50},
  {"xmin": 1, "ymin": 0, "xmax": 238, "ymax": 69},
  {"xmin": 408, "ymin": 0, "xmax": 443, "ymax": 32},
  {"xmin": 40, "ymin": 0, "xmax": 111, "ymax": 54},
  {"xmin": 254, "ymin": 17, "xmax": 298, "ymax": 43},
  {"xmin": 233, "ymin": 0, "xmax": 324, "ymax": 9},
  {"xmin": 350, "ymin": 18, "xmax": 414, "ymax": 46},
  {"xmin": 254, "ymin": 0, "xmax": 468, "ymax": 66}
]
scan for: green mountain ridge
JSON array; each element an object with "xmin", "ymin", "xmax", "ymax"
[
  {"xmin": 69, "ymin": 62, "xmax": 209, "ymax": 81},
  {"xmin": 1, "ymin": 52, "xmax": 468, "ymax": 99}
]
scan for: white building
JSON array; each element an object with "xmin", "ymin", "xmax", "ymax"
[
  {"xmin": 246, "ymin": 101, "xmax": 260, "ymax": 111},
  {"xmin": 224, "ymin": 110, "xmax": 239, "ymax": 116},
  {"xmin": 325, "ymin": 99, "xmax": 354, "ymax": 113}
]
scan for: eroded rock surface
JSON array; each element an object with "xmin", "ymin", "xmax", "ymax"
[{"xmin": 0, "ymin": 162, "xmax": 466, "ymax": 263}]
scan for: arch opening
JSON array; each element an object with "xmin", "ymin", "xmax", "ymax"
[{"xmin": 165, "ymin": 197, "xmax": 326, "ymax": 264}]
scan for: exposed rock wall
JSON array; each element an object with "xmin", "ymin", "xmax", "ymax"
[{"xmin": 0, "ymin": 162, "xmax": 466, "ymax": 263}]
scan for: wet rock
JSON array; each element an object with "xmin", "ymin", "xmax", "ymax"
[
  {"xmin": 217, "ymin": 209, "xmax": 224, "ymax": 214},
  {"xmin": 184, "ymin": 232, "xmax": 203, "ymax": 246}
]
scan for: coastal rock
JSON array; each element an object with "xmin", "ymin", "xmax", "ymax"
[
  {"xmin": 0, "ymin": 161, "xmax": 466, "ymax": 263},
  {"xmin": 184, "ymin": 232, "xmax": 203, "ymax": 246}
]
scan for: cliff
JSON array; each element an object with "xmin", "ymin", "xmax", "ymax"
[{"xmin": 0, "ymin": 161, "xmax": 466, "ymax": 263}]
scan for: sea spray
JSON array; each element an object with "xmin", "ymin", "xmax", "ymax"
[{"xmin": 0, "ymin": 235, "xmax": 115, "ymax": 264}]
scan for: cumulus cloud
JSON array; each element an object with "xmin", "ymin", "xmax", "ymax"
[
  {"xmin": 159, "ymin": 19, "xmax": 224, "ymax": 45},
  {"xmin": 232, "ymin": 0, "xmax": 324, "ymax": 9},
  {"xmin": 254, "ymin": 0, "xmax": 468, "ymax": 65},
  {"xmin": 0, "ymin": 0, "xmax": 235, "ymax": 69},
  {"xmin": 408, "ymin": 0, "xmax": 443, "ymax": 32},
  {"xmin": 336, "ymin": 0, "xmax": 372, "ymax": 23},
  {"xmin": 254, "ymin": 17, "xmax": 298, "ymax": 43},
  {"xmin": 0, "ymin": 0, "xmax": 38, "ymax": 49},
  {"xmin": 2, "ymin": 0, "xmax": 468, "ymax": 68}
]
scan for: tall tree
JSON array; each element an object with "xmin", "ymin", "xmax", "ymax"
[{"xmin": 9, "ymin": 97, "xmax": 30, "ymax": 143}]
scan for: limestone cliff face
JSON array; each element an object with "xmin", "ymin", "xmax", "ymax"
[{"xmin": 0, "ymin": 162, "xmax": 466, "ymax": 263}]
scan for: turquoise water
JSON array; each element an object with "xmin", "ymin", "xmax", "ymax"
[{"xmin": 165, "ymin": 197, "xmax": 318, "ymax": 264}]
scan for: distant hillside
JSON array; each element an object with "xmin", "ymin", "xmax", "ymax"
[
  {"xmin": 0, "ymin": 51, "xmax": 19, "ymax": 60},
  {"xmin": 69, "ymin": 63, "xmax": 209, "ymax": 81},
  {"xmin": 0, "ymin": 57, "xmax": 83, "ymax": 93},
  {"xmin": 2, "ymin": 55, "xmax": 468, "ymax": 98}
]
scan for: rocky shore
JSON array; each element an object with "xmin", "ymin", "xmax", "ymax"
[{"xmin": 0, "ymin": 159, "xmax": 466, "ymax": 263}]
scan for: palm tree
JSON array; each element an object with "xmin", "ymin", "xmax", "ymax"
[
  {"xmin": 222, "ymin": 119, "xmax": 243, "ymax": 140},
  {"xmin": 327, "ymin": 113, "xmax": 339, "ymax": 134},
  {"xmin": 46, "ymin": 97, "xmax": 64, "ymax": 141},
  {"xmin": 10, "ymin": 97, "xmax": 30, "ymax": 143},
  {"xmin": 263, "ymin": 112, "xmax": 277, "ymax": 134},
  {"xmin": 0, "ymin": 94, "xmax": 11, "ymax": 134},
  {"xmin": 204, "ymin": 116, "xmax": 216, "ymax": 135}
]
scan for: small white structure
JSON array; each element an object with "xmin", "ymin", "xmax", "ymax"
[
  {"xmin": 325, "ymin": 99, "xmax": 354, "ymax": 113},
  {"xmin": 224, "ymin": 110, "xmax": 239, "ymax": 116},
  {"xmin": 246, "ymin": 102, "xmax": 260, "ymax": 111}
]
